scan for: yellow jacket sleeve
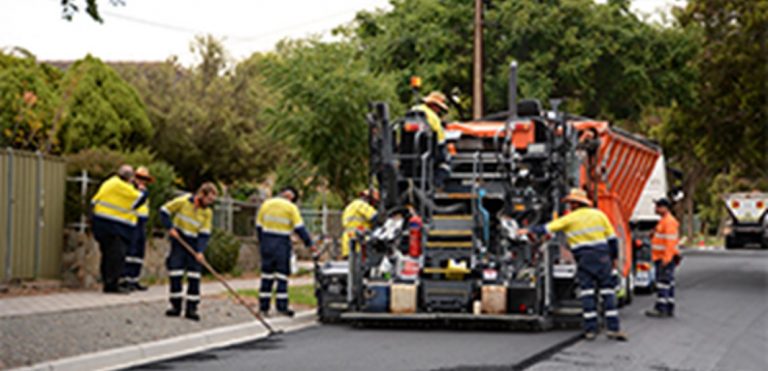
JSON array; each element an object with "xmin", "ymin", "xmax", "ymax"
[
  {"xmin": 290, "ymin": 203, "xmax": 305, "ymax": 229},
  {"xmin": 545, "ymin": 212, "xmax": 577, "ymax": 233}
]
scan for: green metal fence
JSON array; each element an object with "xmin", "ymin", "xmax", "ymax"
[{"xmin": 0, "ymin": 148, "xmax": 67, "ymax": 281}]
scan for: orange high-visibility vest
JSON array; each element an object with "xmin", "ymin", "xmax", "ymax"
[{"xmin": 651, "ymin": 213, "xmax": 680, "ymax": 264}]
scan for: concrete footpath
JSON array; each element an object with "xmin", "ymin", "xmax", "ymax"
[
  {"xmin": 13, "ymin": 310, "xmax": 317, "ymax": 371},
  {"xmin": 0, "ymin": 274, "xmax": 318, "ymax": 370},
  {"xmin": 0, "ymin": 276, "xmax": 312, "ymax": 318}
]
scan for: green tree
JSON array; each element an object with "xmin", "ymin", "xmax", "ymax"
[
  {"xmin": 57, "ymin": 55, "xmax": 153, "ymax": 153},
  {"xmin": 677, "ymin": 0, "xmax": 767, "ymax": 179},
  {"xmin": 351, "ymin": 0, "xmax": 698, "ymax": 123},
  {"xmin": 114, "ymin": 37, "xmax": 281, "ymax": 188},
  {"xmin": 254, "ymin": 39, "xmax": 402, "ymax": 201},
  {"xmin": 0, "ymin": 52, "xmax": 62, "ymax": 150},
  {"xmin": 665, "ymin": 0, "xmax": 768, "ymax": 235}
]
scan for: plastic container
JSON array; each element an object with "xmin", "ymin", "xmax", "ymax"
[
  {"xmin": 481, "ymin": 285, "xmax": 508, "ymax": 314},
  {"xmin": 363, "ymin": 282, "xmax": 390, "ymax": 313},
  {"xmin": 390, "ymin": 283, "xmax": 418, "ymax": 313},
  {"xmin": 398, "ymin": 257, "xmax": 420, "ymax": 281}
]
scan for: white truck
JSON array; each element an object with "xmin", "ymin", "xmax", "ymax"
[
  {"xmin": 724, "ymin": 192, "xmax": 768, "ymax": 249},
  {"xmin": 628, "ymin": 155, "xmax": 669, "ymax": 293}
]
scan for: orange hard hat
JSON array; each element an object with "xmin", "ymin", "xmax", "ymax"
[
  {"xmin": 422, "ymin": 91, "xmax": 449, "ymax": 112},
  {"xmin": 134, "ymin": 166, "xmax": 155, "ymax": 183},
  {"xmin": 562, "ymin": 188, "xmax": 592, "ymax": 207}
]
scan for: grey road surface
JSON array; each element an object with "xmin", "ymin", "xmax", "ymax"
[
  {"xmin": 136, "ymin": 250, "xmax": 768, "ymax": 371},
  {"xmin": 530, "ymin": 249, "xmax": 768, "ymax": 371}
]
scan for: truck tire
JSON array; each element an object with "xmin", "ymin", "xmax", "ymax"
[{"xmin": 624, "ymin": 274, "xmax": 634, "ymax": 306}]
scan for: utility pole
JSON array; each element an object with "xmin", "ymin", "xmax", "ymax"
[{"xmin": 472, "ymin": 0, "xmax": 484, "ymax": 120}]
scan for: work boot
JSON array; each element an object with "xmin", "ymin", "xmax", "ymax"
[
  {"xmin": 131, "ymin": 282, "xmax": 148, "ymax": 291},
  {"xmin": 645, "ymin": 309, "xmax": 670, "ymax": 318},
  {"xmin": 606, "ymin": 331, "xmax": 629, "ymax": 341},
  {"xmin": 185, "ymin": 310, "xmax": 201, "ymax": 321},
  {"xmin": 583, "ymin": 331, "xmax": 597, "ymax": 341},
  {"xmin": 277, "ymin": 309, "xmax": 295, "ymax": 318},
  {"xmin": 104, "ymin": 285, "xmax": 131, "ymax": 294},
  {"xmin": 165, "ymin": 306, "xmax": 182, "ymax": 317}
]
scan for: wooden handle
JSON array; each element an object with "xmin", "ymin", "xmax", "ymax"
[{"xmin": 171, "ymin": 233, "xmax": 276, "ymax": 333}]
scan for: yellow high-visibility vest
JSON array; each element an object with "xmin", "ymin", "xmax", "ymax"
[
  {"xmin": 161, "ymin": 194, "xmax": 212, "ymax": 238},
  {"xmin": 340, "ymin": 199, "xmax": 377, "ymax": 257},
  {"xmin": 137, "ymin": 199, "xmax": 150, "ymax": 220},
  {"xmin": 257, "ymin": 197, "xmax": 305, "ymax": 236},
  {"xmin": 412, "ymin": 104, "xmax": 446, "ymax": 144},
  {"xmin": 545, "ymin": 208, "xmax": 617, "ymax": 251},
  {"xmin": 92, "ymin": 176, "xmax": 144, "ymax": 226}
]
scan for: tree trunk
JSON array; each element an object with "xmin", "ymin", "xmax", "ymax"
[{"xmin": 681, "ymin": 159, "xmax": 705, "ymax": 240}]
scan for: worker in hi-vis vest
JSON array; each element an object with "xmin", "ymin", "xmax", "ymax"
[
  {"xmin": 256, "ymin": 186, "xmax": 314, "ymax": 317},
  {"xmin": 91, "ymin": 165, "xmax": 148, "ymax": 294}
]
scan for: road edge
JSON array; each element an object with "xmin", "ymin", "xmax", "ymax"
[{"xmin": 13, "ymin": 310, "xmax": 318, "ymax": 371}]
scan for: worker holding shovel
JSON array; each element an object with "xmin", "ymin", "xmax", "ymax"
[{"xmin": 160, "ymin": 183, "xmax": 217, "ymax": 321}]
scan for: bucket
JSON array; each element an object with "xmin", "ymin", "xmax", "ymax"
[{"xmin": 363, "ymin": 282, "xmax": 390, "ymax": 313}]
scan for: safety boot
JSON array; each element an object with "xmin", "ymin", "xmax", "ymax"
[
  {"xmin": 277, "ymin": 309, "xmax": 295, "ymax": 318},
  {"xmin": 645, "ymin": 309, "xmax": 670, "ymax": 318},
  {"xmin": 606, "ymin": 331, "xmax": 629, "ymax": 341},
  {"xmin": 104, "ymin": 285, "xmax": 131, "ymax": 294},
  {"xmin": 583, "ymin": 331, "xmax": 597, "ymax": 341},
  {"xmin": 131, "ymin": 282, "xmax": 148, "ymax": 291},
  {"xmin": 185, "ymin": 307, "xmax": 201, "ymax": 321},
  {"xmin": 166, "ymin": 295, "xmax": 183, "ymax": 317},
  {"xmin": 165, "ymin": 306, "xmax": 182, "ymax": 317}
]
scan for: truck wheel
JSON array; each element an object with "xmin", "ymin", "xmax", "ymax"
[{"xmin": 624, "ymin": 275, "xmax": 634, "ymax": 306}]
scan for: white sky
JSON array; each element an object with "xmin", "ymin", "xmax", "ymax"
[{"xmin": 0, "ymin": 0, "xmax": 684, "ymax": 66}]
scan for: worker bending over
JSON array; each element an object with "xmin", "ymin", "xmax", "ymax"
[
  {"xmin": 91, "ymin": 165, "xmax": 147, "ymax": 294},
  {"xmin": 340, "ymin": 189, "xmax": 379, "ymax": 259},
  {"xmin": 161, "ymin": 183, "xmax": 217, "ymax": 321}
]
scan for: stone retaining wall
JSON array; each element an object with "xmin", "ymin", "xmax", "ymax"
[{"xmin": 60, "ymin": 231, "xmax": 264, "ymax": 288}]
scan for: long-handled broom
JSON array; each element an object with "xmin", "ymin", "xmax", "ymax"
[{"xmin": 171, "ymin": 234, "xmax": 284, "ymax": 337}]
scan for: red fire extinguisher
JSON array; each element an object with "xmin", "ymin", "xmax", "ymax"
[{"xmin": 408, "ymin": 214, "xmax": 423, "ymax": 257}]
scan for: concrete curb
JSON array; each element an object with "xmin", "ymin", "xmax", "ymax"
[{"xmin": 13, "ymin": 310, "xmax": 317, "ymax": 371}]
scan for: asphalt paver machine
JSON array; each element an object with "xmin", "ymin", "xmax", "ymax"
[{"xmin": 316, "ymin": 65, "xmax": 661, "ymax": 329}]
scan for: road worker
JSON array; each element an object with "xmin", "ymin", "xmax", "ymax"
[
  {"xmin": 256, "ymin": 186, "xmax": 313, "ymax": 317},
  {"xmin": 646, "ymin": 198, "xmax": 681, "ymax": 318},
  {"xmin": 519, "ymin": 188, "xmax": 628, "ymax": 341},
  {"xmin": 411, "ymin": 91, "xmax": 451, "ymax": 189},
  {"xmin": 161, "ymin": 182, "xmax": 217, "ymax": 321},
  {"xmin": 340, "ymin": 189, "xmax": 379, "ymax": 259},
  {"xmin": 121, "ymin": 166, "xmax": 154, "ymax": 291},
  {"xmin": 91, "ymin": 164, "xmax": 147, "ymax": 294}
]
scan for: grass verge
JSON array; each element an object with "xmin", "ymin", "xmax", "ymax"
[{"xmin": 236, "ymin": 284, "xmax": 317, "ymax": 307}]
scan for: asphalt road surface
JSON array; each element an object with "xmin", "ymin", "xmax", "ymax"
[{"xmin": 136, "ymin": 249, "xmax": 768, "ymax": 371}]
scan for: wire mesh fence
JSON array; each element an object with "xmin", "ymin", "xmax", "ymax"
[{"xmin": 65, "ymin": 173, "xmax": 343, "ymax": 242}]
